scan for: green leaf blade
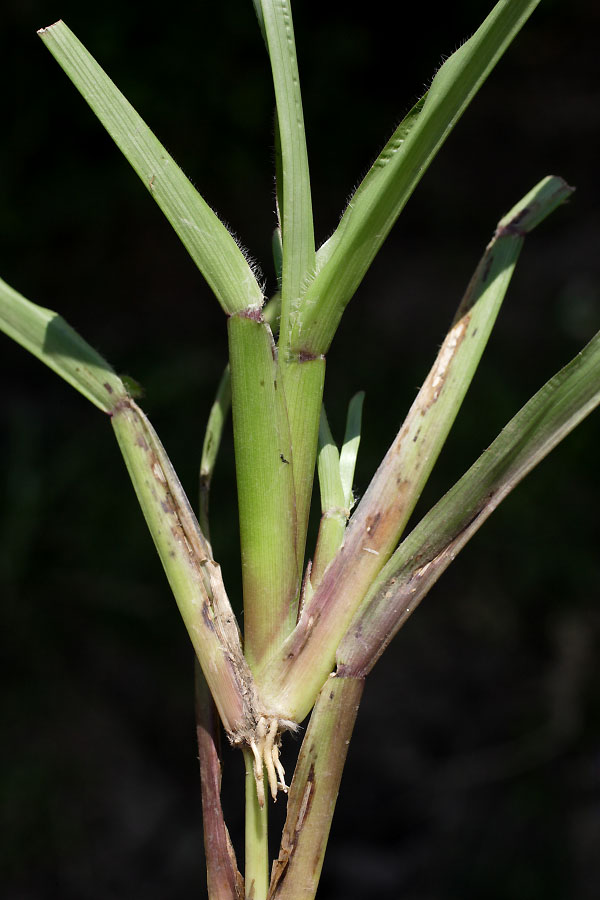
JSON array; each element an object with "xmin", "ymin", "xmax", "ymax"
[
  {"xmin": 293, "ymin": 0, "xmax": 543, "ymax": 355},
  {"xmin": 311, "ymin": 393, "xmax": 365, "ymax": 591},
  {"xmin": 258, "ymin": 0, "xmax": 315, "ymax": 346},
  {"xmin": 39, "ymin": 20, "xmax": 263, "ymax": 316},
  {"xmin": 310, "ymin": 406, "xmax": 347, "ymax": 589},
  {"xmin": 339, "ymin": 391, "xmax": 365, "ymax": 509},
  {"xmin": 0, "ymin": 275, "xmax": 127, "ymax": 412},
  {"xmin": 199, "ymin": 365, "xmax": 232, "ymax": 541},
  {"xmin": 316, "ymin": 407, "xmax": 346, "ymax": 515}
]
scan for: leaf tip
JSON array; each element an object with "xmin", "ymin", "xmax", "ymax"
[{"xmin": 37, "ymin": 20, "xmax": 63, "ymax": 36}]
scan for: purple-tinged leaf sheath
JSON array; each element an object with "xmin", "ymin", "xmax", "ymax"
[
  {"xmin": 195, "ymin": 663, "xmax": 244, "ymax": 900},
  {"xmin": 256, "ymin": 176, "xmax": 574, "ymax": 723},
  {"xmin": 268, "ymin": 675, "xmax": 364, "ymax": 900},
  {"xmin": 111, "ymin": 399, "xmax": 259, "ymax": 742},
  {"xmin": 338, "ymin": 324, "xmax": 600, "ymax": 676}
]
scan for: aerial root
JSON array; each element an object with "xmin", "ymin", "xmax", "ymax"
[{"xmin": 249, "ymin": 716, "xmax": 289, "ymax": 807}]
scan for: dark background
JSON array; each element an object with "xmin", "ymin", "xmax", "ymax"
[{"xmin": 2, "ymin": 1, "xmax": 599, "ymax": 898}]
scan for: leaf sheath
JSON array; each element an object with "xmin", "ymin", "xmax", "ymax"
[
  {"xmin": 257, "ymin": 176, "xmax": 572, "ymax": 723},
  {"xmin": 228, "ymin": 313, "xmax": 299, "ymax": 671},
  {"xmin": 111, "ymin": 399, "xmax": 258, "ymax": 740},
  {"xmin": 338, "ymin": 326, "xmax": 600, "ymax": 675}
]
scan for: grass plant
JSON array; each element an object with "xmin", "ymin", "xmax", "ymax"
[{"xmin": 2, "ymin": 2, "xmax": 599, "ymax": 898}]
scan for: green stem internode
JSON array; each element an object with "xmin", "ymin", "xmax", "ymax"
[{"xmin": 244, "ymin": 748, "xmax": 270, "ymax": 900}]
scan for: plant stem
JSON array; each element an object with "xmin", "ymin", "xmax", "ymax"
[
  {"xmin": 269, "ymin": 675, "xmax": 364, "ymax": 899},
  {"xmin": 244, "ymin": 748, "xmax": 270, "ymax": 900}
]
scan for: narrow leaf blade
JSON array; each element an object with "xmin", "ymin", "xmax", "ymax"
[
  {"xmin": 316, "ymin": 407, "xmax": 345, "ymax": 515},
  {"xmin": 339, "ymin": 391, "xmax": 365, "ymax": 509},
  {"xmin": 259, "ymin": 0, "xmax": 315, "ymax": 344},
  {"xmin": 39, "ymin": 21, "xmax": 263, "ymax": 315},
  {"xmin": 310, "ymin": 407, "xmax": 347, "ymax": 588},
  {"xmin": 0, "ymin": 275, "xmax": 127, "ymax": 412},
  {"xmin": 293, "ymin": 0, "xmax": 543, "ymax": 354},
  {"xmin": 199, "ymin": 365, "xmax": 232, "ymax": 541}
]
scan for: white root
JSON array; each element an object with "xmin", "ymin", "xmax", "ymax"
[
  {"xmin": 263, "ymin": 718, "xmax": 279, "ymax": 801},
  {"xmin": 272, "ymin": 741, "xmax": 287, "ymax": 791},
  {"xmin": 249, "ymin": 732, "xmax": 266, "ymax": 809},
  {"xmin": 248, "ymin": 716, "xmax": 291, "ymax": 807}
]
